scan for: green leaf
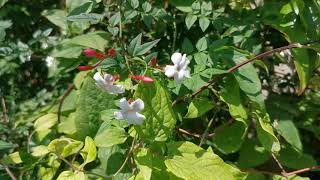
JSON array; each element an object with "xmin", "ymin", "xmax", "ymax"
[
  {"xmin": 34, "ymin": 113, "xmax": 58, "ymax": 132},
  {"xmin": 292, "ymin": 49, "xmax": 318, "ymax": 94},
  {"xmin": 94, "ymin": 122, "xmax": 128, "ymax": 147},
  {"xmin": 0, "ymin": 0, "xmax": 8, "ymax": 8},
  {"xmin": 91, "ymin": 145, "xmax": 132, "ymax": 178},
  {"xmin": 165, "ymin": 141, "xmax": 246, "ymax": 180},
  {"xmin": 184, "ymin": 98, "xmax": 214, "ymax": 119},
  {"xmin": 128, "ymin": 33, "xmax": 142, "ymax": 55},
  {"xmin": 134, "ymin": 148, "xmax": 171, "ymax": 180},
  {"xmin": 80, "ymin": 136, "xmax": 97, "ymax": 167},
  {"xmin": 48, "ymin": 138, "xmax": 83, "ymax": 158},
  {"xmin": 31, "ymin": 145, "xmax": 49, "ymax": 157},
  {"xmin": 237, "ymin": 139, "xmax": 270, "ymax": 168},
  {"xmin": 182, "ymin": 38, "xmax": 194, "ymax": 54},
  {"xmin": 214, "ymin": 77, "xmax": 248, "ymax": 154},
  {"xmin": 275, "ymin": 120, "xmax": 302, "ymax": 151},
  {"xmin": 73, "ymin": 77, "xmax": 115, "ymax": 140},
  {"xmin": 142, "ymin": 2, "xmax": 152, "ymax": 13},
  {"xmin": 127, "ymin": 33, "xmax": 160, "ymax": 56},
  {"xmin": 135, "ymin": 39, "xmax": 160, "ymax": 56},
  {"xmin": 58, "ymin": 112, "xmax": 77, "ymax": 135},
  {"xmin": 57, "ymin": 171, "xmax": 86, "ymax": 180},
  {"xmin": 134, "ymin": 75, "xmax": 177, "ymax": 142},
  {"xmin": 221, "ymin": 47, "xmax": 265, "ymax": 110},
  {"xmin": 196, "ymin": 37, "xmax": 208, "ymax": 52},
  {"xmin": 129, "ymin": 0, "xmax": 139, "ymax": 9},
  {"xmin": 278, "ymin": 144, "xmax": 316, "ymax": 170},
  {"xmin": 42, "ymin": 9, "xmax": 68, "ymax": 30},
  {"xmin": 66, "ymin": 31, "xmax": 109, "ymax": 52},
  {"xmin": 199, "ymin": 17, "xmax": 210, "ymax": 32},
  {"xmin": 0, "ymin": 140, "xmax": 13, "ymax": 151},
  {"xmin": 169, "ymin": 0, "xmax": 193, "ymax": 12},
  {"xmin": 109, "ymin": 12, "xmax": 121, "ymax": 26},
  {"xmin": 255, "ymin": 112, "xmax": 281, "ymax": 152},
  {"xmin": 185, "ymin": 14, "xmax": 197, "ymax": 29},
  {"xmin": 51, "ymin": 44, "xmax": 83, "ymax": 58},
  {"xmin": 67, "ymin": 13, "xmax": 103, "ymax": 24},
  {"xmin": 273, "ymin": 175, "xmax": 310, "ymax": 180}
]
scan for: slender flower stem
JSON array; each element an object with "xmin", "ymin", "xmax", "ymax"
[
  {"xmin": 0, "ymin": 162, "xmax": 17, "ymax": 180},
  {"xmin": 199, "ymin": 117, "xmax": 215, "ymax": 146},
  {"xmin": 284, "ymin": 165, "xmax": 320, "ymax": 177}
]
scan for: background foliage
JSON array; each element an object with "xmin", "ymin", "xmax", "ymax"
[{"xmin": 0, "ymin": 0, "xmax": 320, "ymax": 179}]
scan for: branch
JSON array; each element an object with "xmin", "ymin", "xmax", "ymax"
[
  {"xmin": 190, "ymin": 43, "xmax": 302, "ymax": 100},
  {"xmin": 1, "ymin": 97, "xmax": 9, "ymax": 123},
  {"xmin": 272, "ymin": 153, "xmax": 288, "ymax": 179},
  {"xmin": 57, "ymin": 84, "xmax": 74, "ymax": 123},
  {"xmin": 284, "ymin": 165, "xmax": 320, "ymax": 177},
  {"xmin": 0, "ymin": 162, "xmax": 17, "ymax": 180}
]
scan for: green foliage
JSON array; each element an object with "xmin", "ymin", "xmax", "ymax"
[{"xmin": 1, "ymin": 0, "xmax": 320, "ymax": 179}]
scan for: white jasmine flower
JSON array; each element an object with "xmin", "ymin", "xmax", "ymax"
[
  {"xmin": 114, "ymin": 98, "xmax": 146, "ymax": 125},
  {"xmin": 164, "ymin": 52, "xmax": 191, "ymax": 84},
  {"xmin": 93, "ymin": 72, "xmax": 125, "ymax": 95},
  {"xmin": 45, "ymin": 56, "xmax": 54, "ymax": 67}
]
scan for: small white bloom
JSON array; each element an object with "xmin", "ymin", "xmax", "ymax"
[
  {"xmin": 114, "ymin": 98, "xmax": 146, "ymax": 125},
  {"xmin": 164, "ymin": 52, "xmax": 191, "ymax": 84},
  {"xmin": 93, "ymin": 72, "xmax": 125, "ymax": 95},
  {"xmin": 45, "ymin": 56, "xmax": 54, "ymax": 67}
]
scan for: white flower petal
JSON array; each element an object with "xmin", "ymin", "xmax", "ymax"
[
  {"xmin": 93, "ymin": 72, "xmax": 105, "ymax": 85},
  {"xmin": 127, "ymin": 112, "xmax": 145, "ymax": 125},
  {"xmin": 179, "ymin": 54, "xmax": 187, "ymax": 68},
  {"xmin": 184, "ymin": 69, "xmax": 191, "ymax": 78},
  {"xmin": 119, "ymin": 98, "xmax": 130, "ymax": 111},
  {"xmin": 171, "ymin": 52, "xmax": 182, "ymax": 65},
  {"xmin": 164, "ymin": 65, "xmax": 177, "ymax": 78},
  {"xmin": 173, "ymin": 70, "xmax": 186, "ymax": 84},
  {"xmin": 104, "ymin": 74, "xmax": 114, "ymax": 83},
  {"xmin": 114, "ymin": 110, "xmax": 125, "ymax": 120},
  {"xmin": 131, "ymin": 99, "xmax": 144, "ymax": 112},
  {"xmin": 110, "ymin": 84, "xmax": 125, "ymax": 94}
]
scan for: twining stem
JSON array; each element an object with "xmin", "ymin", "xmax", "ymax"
[
  {"xmin": 1, "ymin": 97, "xmax": 9, "ymax": 123},
  {"xmin": 272, "ymin": 153, "xmax": 288, "ymax": 180},
  {"xmin": 57, "ymin": 83, "xmax": 74, "ymax": 123},
  {"xmin": 189, "ymin": 43, "xmax": 302, "ymax": 100},
  {"xmin": 199, "ymin": 117, "xmax": 215, "ymax": 146},
  {"xmin": 0, "ymin": 162, "xmax": 17, "ymax": 180},
  {"xmin": 284, "ymin": 165, "xmax": 320, "ymax": 177}
]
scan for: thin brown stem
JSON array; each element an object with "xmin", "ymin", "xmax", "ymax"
[
  {"xmin": 1, "ymin": 97, "xmax": 9, "ymax": 123},
  {"xmin": 113, "ymin": 136, "xmax": 136, "ymax": 176},
  {"xmin": 241, "ymin": 168, "xmax": 281, "ymax": 176},
  {"xmin": 284, "ymin": 165, "xmax": 320, "ymax": 177},
  {"xmin": 191, "ymin": 43, "xmax": 302, "ymax": 100},
  {"xmin": 272, "ymin": 153, "xmax": 288, "ymax": 179},
  {"xmin": 0, "ymin": 162, "xmax": 17, "ymax": 180},
  {"xmin": 58, "ymin": 84, "xmax": 74, "ymax": 123},
  {"xmin": 199, "ymin": 117, "xmax": 215, "ymax": 146}
]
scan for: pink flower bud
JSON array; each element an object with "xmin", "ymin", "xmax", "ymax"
[
  {"xmin": 107, "ymin": 48, "xmax": 116, "ymax": 57},
  {"xmin": 78, "ymin": 65, "xmax": 94, "ymax": 71},
  {"xmin": 83, "ymin": 48, "xmax": 106, "ymax": 59},
  {"xmin": 149, "ymin": 57, "xmax": 157, "ymax": 66},
  {"xmin": 131, "ymin": 75, "xmax": 154, "ymax": 83}
]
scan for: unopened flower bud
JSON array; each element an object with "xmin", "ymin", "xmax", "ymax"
[
  {"xmin": 131, "ymin": 75, "xmax": 154, "ymax": 83},
  {"xmin": 107, "ymin": 48, "xmax": 117, "ymax": 57},
  {"xmin": 78, "ymin": 65, "xmax": 94, "ymax": 71}
]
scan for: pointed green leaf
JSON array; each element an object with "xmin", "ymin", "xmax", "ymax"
[
  {"xmin": 80, "ymin": 136, "xmax": 97, "ymax": 166},
  {"xmin": 275, "ymin": 120, "xmax": 302, "ymax": 151},
  {"xmin": 196, "ymin": 37, "xmax": 208, "ymax": 52},
  {"xmin": 42, "ymin": 9, "xmax": 68, "ymax": 30},
  {"xmin": 94, "ymin": 122, "xmax": 128, "ymax": 147},
  {"xmin": 165, "ymin": 141, "xmax": 246, "ymax": 180},
  {"xmin": 184, "ymin": 98, "xmax": 214, "ymax": 119},
  {"xmin": 135, "ymin": 39, "xmax": 160, "ymax": 56},
  {"xmin": 185, "ymin": 14, "xmax": 197, "ymax": 29},
  {"xmin": 134, "ymin": 76, "xmax": 177, "ymax": 142},
  {"xmin": 199, "ymin": 17, "xmax": 210, "ymax": 32},
  {"xmin": 34, "ymin": 114, "xmax": 58, "ymax": 132},
  {"xmin": 128, "ymin": 33, "xmax": 142, "ymax": 55},
  {"xmin": 66, "ymin": 31, "xmax": 109, "ymax": 52},
  {"xmin": 73, "ymin": 77, "xmax": 115, "ymax": 140}
]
